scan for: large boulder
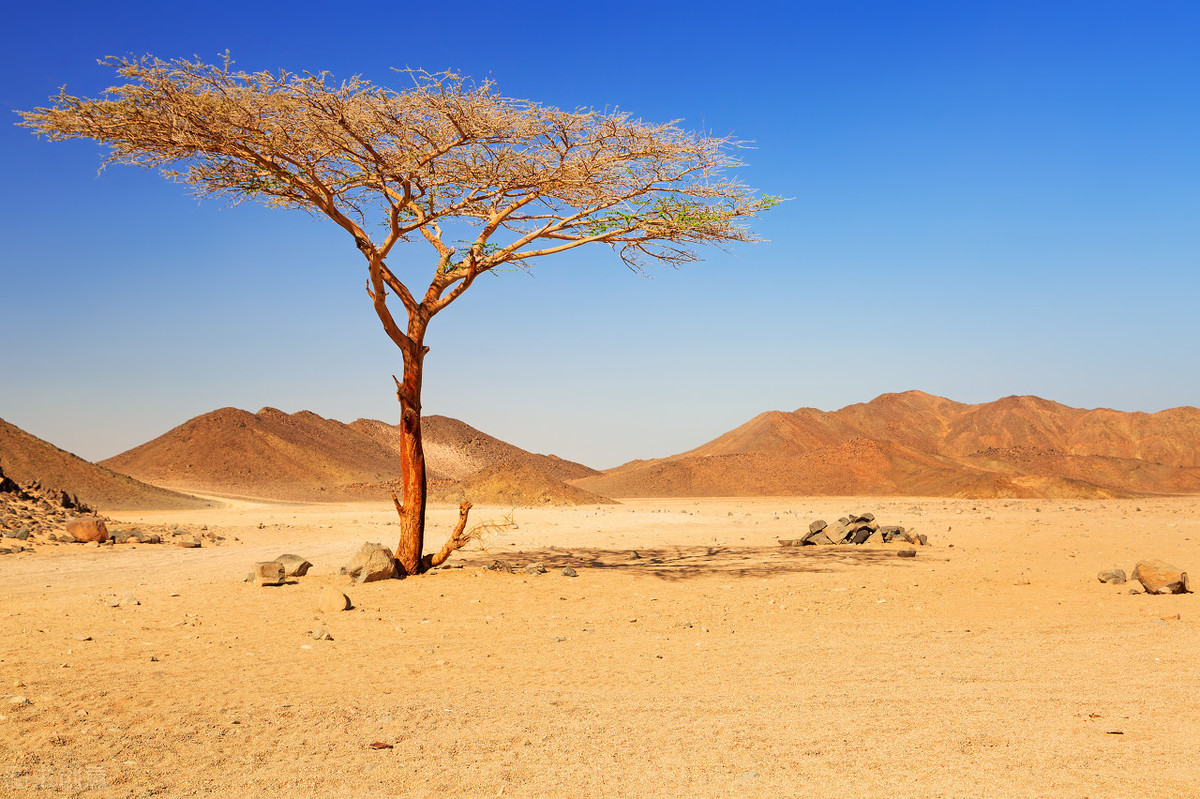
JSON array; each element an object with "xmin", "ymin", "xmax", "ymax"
[
  {"xmin": 342, "ymin": 543, "xmax": 397, "ymax": 583},
  {"xmin": 1132, "ymin": 560, "xmax": 1191, "ymax": 595},
  {"xmin": 272, "ymin": 554, "xmax": 313, "ymax": 577},
  {"xmin": 66, "ymin": 516, "xmax": 108, "ymax": 543}
]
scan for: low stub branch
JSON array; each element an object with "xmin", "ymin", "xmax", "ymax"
[{"xmin": 423, "ymin": 500, "xmax": 474, "ymax": 571}]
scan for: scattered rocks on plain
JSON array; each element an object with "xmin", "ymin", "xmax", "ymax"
[
  {"xmin": 1132, "ymin": 559, "xmax": 1191, "ymax": 595},
  {"xmin": 342, "ymin": 543, "xmax": 397, "ymax": 583},
  {"xmin": 779, "ymin": 512, "xmax": 927, "ymax": 548}
]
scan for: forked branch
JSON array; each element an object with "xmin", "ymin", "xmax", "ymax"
[{"xmin": 422, "ymin": 500, "xmax": 475, "ymax": 571}]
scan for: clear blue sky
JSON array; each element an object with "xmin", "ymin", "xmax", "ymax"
[{"xmin": 2, "ymin": 1, "xmax": 1198, "ymax": 469}]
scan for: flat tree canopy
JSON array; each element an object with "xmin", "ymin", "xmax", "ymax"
[{"xmin": 20, "ymin": 55, "xmax": 778, "ymax": 574}]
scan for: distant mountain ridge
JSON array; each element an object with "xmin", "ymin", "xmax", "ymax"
[
  {"xmin": 0, "ymin": 417, "xmax": 212, "ymax": 511},
  {"xmin": 571, "ymin": 391, "xmax": 1200, "ymax": 499},
  {"xmin": 101, "ymin": 408, "xmax": 608, "ymax": 505}
]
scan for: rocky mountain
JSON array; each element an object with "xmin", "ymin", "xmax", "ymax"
[{"xmin": 572, "ymin": 392, "xmax": 1200, "ymax": 499}]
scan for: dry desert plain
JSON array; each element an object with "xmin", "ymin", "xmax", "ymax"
[{"xmin": 2, "ymin": 495, "xmax": 1198, "ymax": 797}]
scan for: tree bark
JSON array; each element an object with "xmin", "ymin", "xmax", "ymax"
[{"xmin": 393, "ymin": 325, "xmax": 428, "ymax": 576}]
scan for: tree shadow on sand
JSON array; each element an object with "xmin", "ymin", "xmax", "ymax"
[{"xmin": 456, "ymin": 544, "xmax": 930, "ymax": 582}]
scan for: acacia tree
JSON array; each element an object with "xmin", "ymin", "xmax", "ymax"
[{"xmin": 21, "ymin": 55, "xmax": 778, "ymax": 575}]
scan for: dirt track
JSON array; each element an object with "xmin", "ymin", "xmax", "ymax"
[{"xmin": 2, "ymin": 496, "xmax": 1198, "ymax": 797}]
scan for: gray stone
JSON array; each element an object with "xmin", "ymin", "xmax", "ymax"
[
  {"xmin": 254, "ymin": 561, "xmax": 286, "ymax": 586},
  {"xmin": 318, "ymin": 585, "xmax": 351, "ymax": 613},
  {"xmin": 897, "ymin": 549, "xmax": 917, "ymax": 558},
  {"xmin": 561, "ymin": 567, "xmax": 578, "ymax": 577},
  {"xmin": 808, "ymin": 519, "xmax": 828, "ymax": 534},
  {"xmin": 850, "ymin": 527, "xmax": 873, "ymax": 545},
  {"xmin": 798, "ymin": 528, "xmax": 823, "ymax": 545},
  {"xmin": 344, "ymin": 543, "xmax": 397, "ymax": 583},
  {"xmin": 312, "ymin": 624, "xmax": 334, "ymax": 641},
  {"xmin": 272, "ymin": 554, "xmax": 313, "ymax": 577},
  {"xmin": 523, "ymin": 563, "xmax": 547, "ymax": 575},
  {"xmin": 1097, "ymin": 568, "xmax": 1127, "ymax": 585},
  {"xmin": 8, "ymin": 527, "xmax": 30, "ymax": 541},
  {"xmin": 826, "ymin": 525, "xmax": 852, "ymax": 544},
  {"xmin": 175, "ymin": 539, "xmax": 201, "ymax": 548}
]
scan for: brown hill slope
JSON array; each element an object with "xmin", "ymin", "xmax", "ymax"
[
  {"xmin": 428, "ymin": 461, "xmax": 616, "ymax": 506},
  {"xmin": 352, "ymin": 416, "xmax": 599, "ymax": 482},
  {"xmin": 101, "ymin": 407, "xmax": 412, "ymax": 501},
  {"xmin": 105, "ymin": 408, "xmax": 608, "ymax": 505},
  {"xmin": 576, "ymin": 392, "xmax": 1200, "ymax": 499},
  {"xmin": 0, "ymin": 417, "xmax": 211, "ymax": 511}
]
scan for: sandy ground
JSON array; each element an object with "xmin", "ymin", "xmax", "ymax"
[{"xmin": 2, "ymin": 495, "xmax": 1198, "ymax": 797}]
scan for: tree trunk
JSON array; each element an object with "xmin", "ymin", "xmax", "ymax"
[{"xmin": 393, "ymin": 335, "xmax": 428, "ymax": 576}]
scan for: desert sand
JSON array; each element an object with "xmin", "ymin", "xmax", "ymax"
[{"xmin": 2, "ymin": 495, "xmax": 1197, "ymax": 797}]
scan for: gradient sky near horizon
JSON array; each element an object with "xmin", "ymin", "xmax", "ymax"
[{"xmin": 2, "ymin": 0, "xmax": 1198, "ymax": 469}]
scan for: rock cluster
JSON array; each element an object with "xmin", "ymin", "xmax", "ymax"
[
  {"xmin": 1, "ymin": 464, "xmax": 98, "ymax": 547},
  {"xmin": 778, "ymin": 513, "xmax": 927, "ymax": 548},
  {"xmin": 0, "ymin": 465, "xmax": 205, "ymax": 553},
  {"xmin": 1097, "ymin": 560, "xmax": 1191, "ymax": 594},
  {"xmin": 245, "ymin": 553, "xmax": 353, "ymax": 613},
  {"xmin": 246, "ymin": 553, "xmax": 315, "ymax": 585}
]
